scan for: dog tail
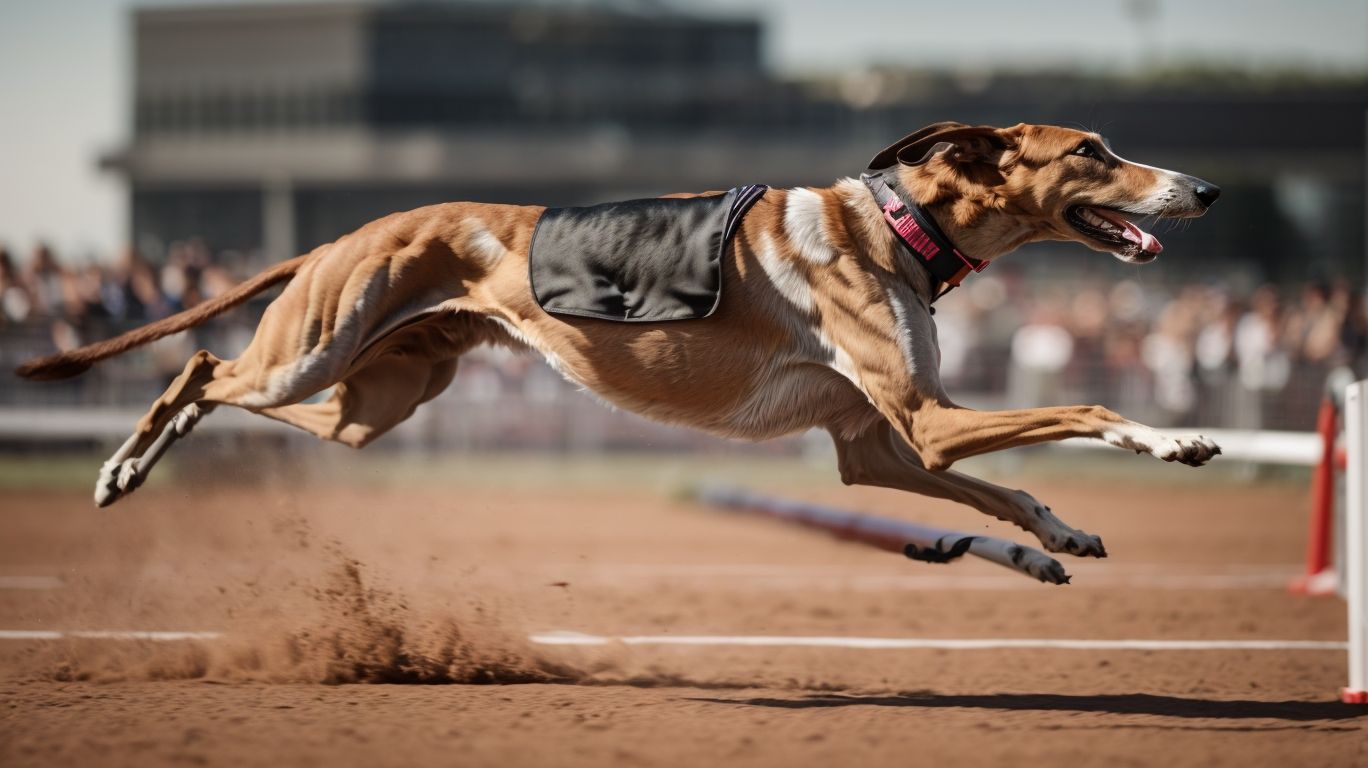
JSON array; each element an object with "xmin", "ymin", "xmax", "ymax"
[{"xmin": 15, "ymin": 254, "xmax": 308, "ymax": 381}]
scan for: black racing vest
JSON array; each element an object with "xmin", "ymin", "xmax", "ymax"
[{"xmin": 529, "ymin": 185, "xmax": 767, "ymax": 322}]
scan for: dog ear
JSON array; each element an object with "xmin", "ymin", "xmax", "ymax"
[
  {"xmin": 898, "ymin": 126, "xmax": 1010, "ymax": 167},
  {"xmin": 866, "ymin": 123, "xmax": 1011, "ymax": 170},
  {"xmin": 866, "ymin": 121, "xmax": 968, "ymax": 170},
  {"xmin": 931, "ymin": 133, "xmax": 1003, "ymax": 165}
]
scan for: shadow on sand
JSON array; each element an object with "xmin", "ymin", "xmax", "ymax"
[{"xmin": 690, "ymin": 692, "xmax": 1368, "ymax": 723}]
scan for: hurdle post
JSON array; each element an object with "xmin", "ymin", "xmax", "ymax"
[
  {"xmin": 1343, "ymin": 380, "xmax": 1368, "ymax": 703},
  {"xmin": 1291, "ymin": 393, "xmax": 1342, "ymax": 594}
]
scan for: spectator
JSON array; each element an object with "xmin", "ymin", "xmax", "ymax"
[
  {"xmin": 0, "ymin": 245, "xmax": 32, "ymax": 325},
  {"xmin": 23, "ymin": 242, "xmax": 65, "ymax": 318}
]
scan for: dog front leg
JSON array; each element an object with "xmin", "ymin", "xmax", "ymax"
[
  {"xmin": 869, "ymin": 396, "xmax": 1219, "ymax": 471},
  {"xmin": 831, "ymin": 421, "xmax": 1106, "ymax": 558}
]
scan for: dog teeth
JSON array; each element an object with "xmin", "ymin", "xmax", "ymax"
[{"xmin": 1079, "ymin": 209, "xmax": 1119, "ymax": 231}]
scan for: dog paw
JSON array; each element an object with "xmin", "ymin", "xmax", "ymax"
[
  {"xmin": 94, "ymin": 461, "xmax": 122, "ymax": 507},
  {"xmin": 1150, "ymin": 434, "xmax": 1221, "ymax": 466},
  {"xmin": 1042, "ymin": 528, "xmax": 1107, "ymax": 558},
  {"xmin": 1015, "ymin": 498, "xmax": 1107, "ymax": 558},
  {"xmin": 1007, "ymin": 545, "xmax": 1071, "ymax": 585},
  {"xmin": 1103, "ymin": 424, "xmax": 1221, "ymax": 467}
]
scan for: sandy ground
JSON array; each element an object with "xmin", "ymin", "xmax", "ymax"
[{"xmin": 1, "ymin": 452, "xmax": 1365, "ymax": 767}]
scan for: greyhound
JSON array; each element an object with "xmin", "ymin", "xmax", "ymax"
[{"xmin": 17, "ymin": 122, "xmax": 1221, "ymax": 581}]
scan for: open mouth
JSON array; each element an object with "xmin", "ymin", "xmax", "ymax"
[{"xmin": 1065, "ymin": 206, "xmax": 1163, "ymax": 262}]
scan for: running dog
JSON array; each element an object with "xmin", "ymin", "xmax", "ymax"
[{"xmin": 17, "ymin": 122, "xmax": 1221, "ymax": 581}]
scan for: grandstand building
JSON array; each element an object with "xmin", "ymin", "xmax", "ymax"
[
  {"xmin": 105, "ymin": 1, "xmax": 1367, "ymax": 282},
  {"xmin": 105, "ymin": 1, "xmax": 825, "ymax": 262}
]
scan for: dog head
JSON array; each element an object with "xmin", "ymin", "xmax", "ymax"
[{"xmin": 875, "ymin": 122, "xmax": 1219, "ymax": 264}]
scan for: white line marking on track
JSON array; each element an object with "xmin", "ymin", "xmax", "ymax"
[
  {"xmin": 0, "ymin": 630, "xmax": 222, "ymax": 641},
  {"xmin": 0, "ymin": 576, "xmax": 62, "ymax": 590},
  {"xmin": 528, "ymin": 631, "xmax": 1347, "ymax": 652}
]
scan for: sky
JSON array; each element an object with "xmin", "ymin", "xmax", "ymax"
[{"xmin": 1, "ymin": 0, "xmax": 1365, "ymax": 260}]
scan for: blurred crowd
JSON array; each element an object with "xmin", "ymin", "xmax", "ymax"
[
  {"xmin": 0, "ymin": 241, "xmax": 245, "ymax": 338},
  {"xmin": 936, "ymin": 271, "xmax": 1368, "ymax": 429},
  {"xmin": 3, "ymin": 241, "xmax": 1365, "ymax": 431},
  {"xmin": 0, "ymin": 241, "xmax": 260, "ymax": 401}
]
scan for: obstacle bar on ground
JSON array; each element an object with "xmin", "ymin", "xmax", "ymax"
[{"xmin": 695, "ymin": 485, "xmax": 1070, "ymax": 585}]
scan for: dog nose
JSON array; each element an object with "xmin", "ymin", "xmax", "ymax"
[{"xmin": 1194, "ymin": 182, "xmax": 1221, "ymax": 208}]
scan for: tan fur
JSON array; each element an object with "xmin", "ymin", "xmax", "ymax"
[{"xmin": 17, "ymin": 123, "xmax": 1221, "ymax": 560}]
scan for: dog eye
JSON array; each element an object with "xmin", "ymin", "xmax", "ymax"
[{"xmin": 1071, "ymin": 143, "xmax": 1101, "ymax": 160}]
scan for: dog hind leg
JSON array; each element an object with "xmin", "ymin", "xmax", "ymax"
[
  {"xmin": 94, "ymin": 335, "xmax": 348, "ymax": 507},
  {"xmin": 95, "ymin": 350, "xmax": 227, "ymax": 507},
  {"xmin": 255, "ymin": 317, "xmax": 479, "ymax": 447},
  {"xmin": 832, "ymin": 420, "xmax": 1107, "ymax": 558},
  {"xmin": 95, "ymin": 402, "xmax": 217, "ymax": 506},
  {"xmin": 259, "ymin": 354, "xmax": 460, "ymax": 448},
  {"xmin": 93, "ymin": 309, "xmax": 483, "ymax": 506}
]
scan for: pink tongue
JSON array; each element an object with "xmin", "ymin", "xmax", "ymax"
[{"xmin": 1094, "ymin": 209, "xmax": 1163, "ymax": 254}]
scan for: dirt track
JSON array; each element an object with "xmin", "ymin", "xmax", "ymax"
[{"xmin": 1, "ymin": 456, "xmax": 1365, "ymax": 767}]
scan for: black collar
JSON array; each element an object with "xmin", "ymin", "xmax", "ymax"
[{"xmin": 861, "ymin": 170, "xmax": 986, "ymax": 302}]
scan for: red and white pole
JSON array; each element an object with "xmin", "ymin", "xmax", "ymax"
[{"xmin": 1291, "ymin": 396, "xmax": 1341, "ymax": 595}]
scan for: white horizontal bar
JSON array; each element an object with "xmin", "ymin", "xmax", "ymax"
[
  {"xmin": 0, "ymin": 407, "xmax": 293, "ymax": 439},
  {"xmin": 529, "ymin": 631, "xmax": 1344, "ymax": 652},
  {"xmin": 0, "ymin": 630, "xmax": 222, "ymax": 641},
  {"xmin": 1063, "ymin": 428, "xmax": 1322, "ymax": 466}
]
